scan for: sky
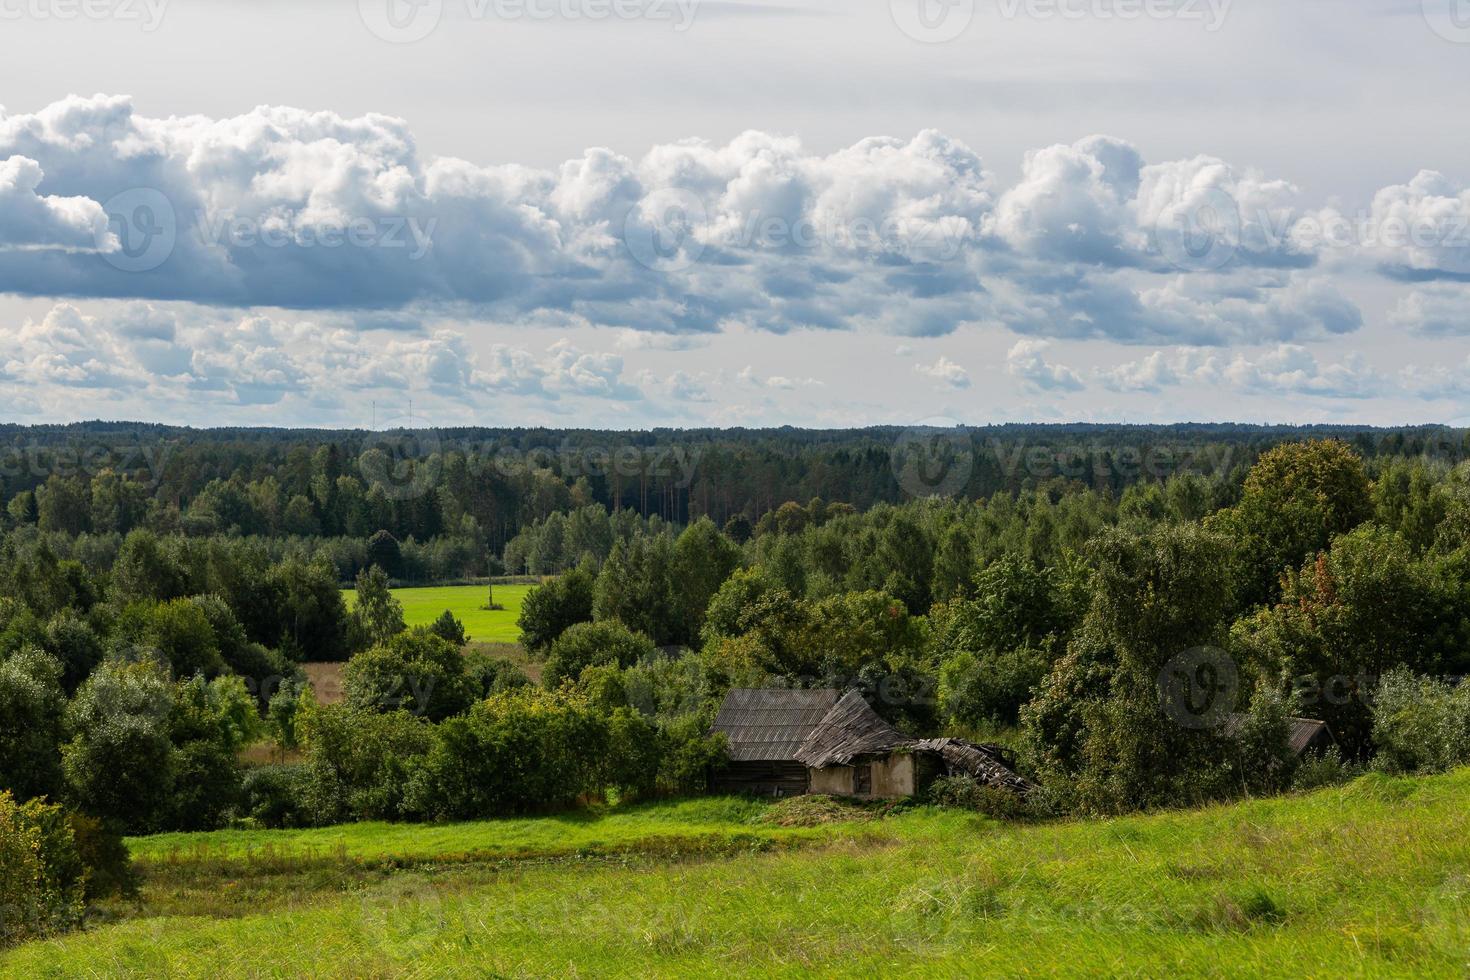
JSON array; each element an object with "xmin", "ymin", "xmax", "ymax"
[{"xmin": 0, "ymin": 0, "xmax": 1468, "ymax": 430}]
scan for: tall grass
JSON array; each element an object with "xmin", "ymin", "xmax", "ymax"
[{"xmin": 8, "ymin": 771, "xmax": 1470, "ymax": 976}]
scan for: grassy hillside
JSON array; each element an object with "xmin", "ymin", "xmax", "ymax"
[
  {"xmin": 8, "ymin": 772, "xmax": 1470, "ymax": 976},
  {"xmin": 341, "ymin": 583, "xmax": 533, "ymax": 643}
]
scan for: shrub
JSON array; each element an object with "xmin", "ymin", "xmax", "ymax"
[
  {"xmin": 298, "ymin": 703, "xmax": 433, "ymax": 824},
  {"xmin": 241, "ymin": 764, "xmax": 313, "ymax": 829},
  {"xmin": 543, "ymin": 620, "xmax": 656, "ymax": 688},
  {"xmin": 924, "ymin": 775, "xmax": 1033, "ymax": 821},
  {"xmin": 65, "ymin": 813, "xmax": 136, "ymax": 901},
  {"xmin": 1370, "ymin": 668, "xmax": 1470, "ymax": 774},
  {"xmin": 0, "ymin": 791, "xmax": 85, "ymax": 947},
  {"xmin": 408, "ymin": 689, "xmax": 609, "ymax": 819},
  {"xmin": 345, "ymin": 629, "xmax": 477, "ymax": 722},
  {"xmin": 463, "ymin": 648, "xmax": 532, "ymax": 698},
  {"xmin": 1291, "ymin": 747, "xmax": 1361, "ymax": 792}
]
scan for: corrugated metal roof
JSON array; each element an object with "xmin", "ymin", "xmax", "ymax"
[{"xmin": 711, "ymin": 688, "xmax": 841, "ymax": 762}]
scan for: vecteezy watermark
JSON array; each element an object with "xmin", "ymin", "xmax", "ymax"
[
  {"xmin": 1422, "ymin": 0, "xmax": 1470, "ymax": 43},
  {"xmin": 891, "ymin": 418, "xmax": 975, "ymax": 499},
  {"xmin": 94, "ymin": 188, "xmax": 438, "ymax": 272},
  {"xmin": 891, "ymin": 0, "xmax": 1230, "ymax": 42},
  {"xmin": 478, "ymin": 443, "xmax": 702, "ymax": 487},
  {"xmin": 1158, "ymin": 646, "xmax": 1239, "ymax": 729},
  {"xmin": 97, "ymin": 188, "xmax": 177, "ymax": 274},
  {"xmin": 195, "ymin": 212, "xmax": 436, "ymax": 260},
  {"xmin": 358, "ymin": 417, "xmax": 443, "ymax": 502},
  {"xmin": 358, "ymin": 0, "xmax": 699, "ymax": 43},
  {"xmin": 0, "ymin": 440, "xmax": 175, "ymax": 488},
  {"xmin": 997, "ymin": 0, "xmax": 1230, "ymax": 30},
  {"xmin": 1152, "ymin": 196, "xmax": 1470, "ymax": 273},
  {"xmin": 0, "ymin": 0, "xmax": 168, "ymax": 30},
  {"xmin": 623, "ymin": 188, "xmax": 708, "ymax": 273},
  {"xmin": 623, "ymin": 194, "xmax": 970, "ymax": 273},
  {"xmin": 890, "ymin": 0, "xmax": 975, "ymax": 43},
  {"xmin": 1151, "ymin": 187, "xmax": 1243, "ymax": 273}
]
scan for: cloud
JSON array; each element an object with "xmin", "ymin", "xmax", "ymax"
[
  {"xmin": 1006, "ymin": 340, "xmax": 1084, "ymax": 392},
  {"xmin": 914, "ymin": 355, "xmax": 971, "ymax": 389},
  {"xmin": 1097, "ymin": 348, "xmax": 1219, "ymax": 393},
  {"xmin": 0, "ymin": 156, "xmax": 109, "ymax": 250},
  {"xmin": 0, "ymin": 94, "xmax": 1413, "ymax": 349},
  {"xmin": 1388, "ymin": 286, "xmax": 1470, "ymax": 337},
  {"xmin": 1222, "ymin": 345, "xmax": 1386, "ymax": 399}
]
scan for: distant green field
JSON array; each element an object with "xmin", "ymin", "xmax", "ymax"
[
  {"xmin": 10, "ymin": 771, "xmax": 1470, "ymax": 976},
  {"xmin": 342, "ymin": 583, "xmax": 533, "ymax": 644}
]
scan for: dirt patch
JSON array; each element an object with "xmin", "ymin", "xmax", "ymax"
[
  {"xmin": 753, "ymin": 795, "xmax": 880, "ymax": 828},
  {"xmin": 302, "ymin": 661, "xmax": 346, "ymax": 704}
]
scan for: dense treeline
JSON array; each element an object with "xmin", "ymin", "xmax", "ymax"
[
  {"xmin": 4, "ymin": 423, "xmax": 1470, "ymax": 944},
  {"xmin": 5, "ymin": 422, "xmax": 1467, "ymax": 563}
]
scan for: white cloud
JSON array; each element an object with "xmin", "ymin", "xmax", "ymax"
[
  {"xmin": 0, "ymin": 156, "xmax": 109, "ymax": 250},
  {"xmin": 914, "ymin": 355, "xmax": 971, "ymax": 390},
  {"xmin": 1006, "ymin": 340, "xmax": 1084, "ymax": 392}
]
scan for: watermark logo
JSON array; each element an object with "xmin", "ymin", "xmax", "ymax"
[
  {"xmin": 358, "ymin": 417, "xmax": 443, "ymax": 501},
  {"xmin": 97, "ymin": 188, "xmax": 176, "ymax": 273},
  {"xmin": 0, "ymin": 0, "xmax": 169, "ymax": 30},
  {"xmin": 1158, "ymin": 646, "xmax": 1239, "ymax": 729},
  {"xmin": 1423, "ymin": 0, "xmax": 1470, "ymax": 43},
  {"xmin": 1152, "ymin": 186, "xmax": 1241, "ymax": 272},
  {"xmin": 359, "ymin": 0, "xmax": 443, "ymax": 42},
  {"xmin": 624, "ymin": 187, "xmax": 708, "ymax": 272},
  {"xmin": 890, "ymin": 0, "xmax": 974, "ymax": 42},
  {"xmin": 891, "ymin": 418, "xmax": 974, "ymax": 499}
]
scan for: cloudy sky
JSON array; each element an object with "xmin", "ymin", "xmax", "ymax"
[{"xmin": 1, "ymin": 0, "xmax": 1468, "ymax": 429}]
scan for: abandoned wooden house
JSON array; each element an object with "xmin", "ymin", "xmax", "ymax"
[{"xmin": 709, "ymin": 687, "xmax": 1032, "ymax": 799}]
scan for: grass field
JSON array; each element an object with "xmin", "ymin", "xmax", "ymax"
[
  {"xmin": 9, "ymin": 771, "xmax": 1470, "ymax": 976},
  {"xmin": 342, "ymin": 583, "xmax": 534, "ymax": 644}
]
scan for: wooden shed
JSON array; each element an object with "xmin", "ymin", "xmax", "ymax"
[{"xmin": 710, "ymin": 688, "xmax": 1031, "ymax": 800}]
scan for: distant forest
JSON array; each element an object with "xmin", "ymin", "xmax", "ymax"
[{"xmin": 3, "ymin": 422, "xmax": 1466, "ymax": 574}]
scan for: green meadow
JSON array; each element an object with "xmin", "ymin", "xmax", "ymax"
[
  {"xmin": 9, "ymin": 770, "xmax": 1470, "ymax": 977},
  {"xmin": 342, "ymin": 583, "xmax": 534, "ymax": 644}
]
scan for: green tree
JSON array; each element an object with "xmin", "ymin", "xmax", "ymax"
[
  {"xmin": 516, "ymin": 564, "xmax": 595, "ymax": 652},
  {"xmin": 0, "ymin": 647, "xmax": 67, "ymax": 802},
  {"xmin": 62, "ymin": 661, "xmax": 176, "ymax": 833},
  {"xmin": 348, "ymin": 565, "xmax": 405, "ymax": 652},
  {"xmin": 544, "ymin": 620, "xmax": 657, "ymax": 688},
  {"xmin": 1209, "ymin": 440, "xmax": 1372, "ymax": 607},
  {"xmin": 670, "ymin": 517, "xmax": 741, "ymax": 645},
  {"xmin": 345, "ymin": 629, "xmax": 477, "ymax": 722}
]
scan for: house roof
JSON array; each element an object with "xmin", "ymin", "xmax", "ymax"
[
  {"xmin": 711, "ymin": 688, "xmax": 841, "ymax": 762},
  {"xmin": 1224, "ymin": 714, "xmax": 1337, "ymax": 757},
  {"xmin": 795, "ymin": 690, "xmax": 913, "ymax": 769}
]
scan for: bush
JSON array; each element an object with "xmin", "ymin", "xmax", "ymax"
[
  {"xmin": 298, "ymin": 703, "xmax": 434, "ymax": 824},
  {"xmin": 1370, "ymin": 668, "xmax": 1470, "ymax": 774},
  {"xmin": 65, "ymin": 812, "xmax": 136, "ymax": 901},
  {"xmin": 463, "ymin": 649, "xmax": 531, "ymax": 698},
  {"xmin": 408, "ymin": 689, "xmax": 609, "ymax": 819},
  {"xmin": 344, "ymin": 629, "xmax": 477, "ymax": 722},
  {"xmin": 0, "ymin": 791, "xmax": 85, "ymax": 947},
  {"xmin": 241, "ymin": 764, "xmax": 313, "ymax": 829},
  {"xmin": 543, "ymin": 620, "xmax": 656, "ymax": 688},
  {"xmin": 924, "ymin": 775, "xmax": 1034, "ymax": 821},
  {"xmin": 1291, "ymin": 747, "xmax": 1361, "ymax": 792}
]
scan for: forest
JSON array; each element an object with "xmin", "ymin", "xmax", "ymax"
[{"xmin": 3, "ymin": 421, "xmax": 1470, "ymax": 946}]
